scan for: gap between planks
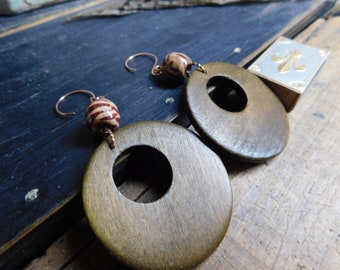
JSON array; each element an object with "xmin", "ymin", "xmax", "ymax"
[
  {"xmin": 0, "ymin": 0, "xmax": 110, "ymax": 38},
  {"xmin": 23, "ymin": 14, "xmax": 340, "ymax": 270}
]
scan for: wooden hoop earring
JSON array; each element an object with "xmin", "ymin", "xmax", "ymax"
[
  {"xmin": 83, "ymin": 121, "xmax": 233, "ymax": 269},
  {"xmin": 186, "ymin": 62, "xmax": 289, "ymax": 163}
]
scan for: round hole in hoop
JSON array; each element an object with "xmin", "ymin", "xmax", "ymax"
[
  {"xmin": 207, "ymin": 76, "xmax": 248, "ymax": 112},
  {"xmin": 112, "ymin": 145, "xmax": 173, "ymax": 203}
]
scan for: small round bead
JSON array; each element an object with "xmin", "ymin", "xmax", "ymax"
[
  {"xmin": 85, "ymin": 96, "xmax": 120, "ymax": 147},
  {"xmin": 161, "ymin": 52, "xmax": 193, "ymax": 81}
]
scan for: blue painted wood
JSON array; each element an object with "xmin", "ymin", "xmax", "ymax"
[
  {"xmin": 0, "ymin": 0, "xmax": 68, "ymax": 14},
  {"xmin": 0, "ymin": 0, "xmax": 95, "ymax": 32},
  {"xmin": 0, "ymin": 1, "xmax": 334, "ymax": 269}
]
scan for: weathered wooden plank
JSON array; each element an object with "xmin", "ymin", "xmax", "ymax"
[
  {"xmin": 0, "ymin": 0, "xmax": 69, "ymax": 14},
  {"xmin": 0, "ymin": 1, "xmax": 335, "ymax": 269},
  {"xmin": 196, "ymin": 16, "xmax": 340, "ymax": 270},
  {"xmin": 0, "ymin": 0, "xmax": 108, "ymax": 34},
  {"xmin": 24, "ymin": 14, "xmax": 340, "ymax": 270}
]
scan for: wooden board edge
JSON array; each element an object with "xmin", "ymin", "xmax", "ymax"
[
  {"xmin": 0, "ymin": 192, "xmax": 84, "ymax": 270},
  {"xmin": 238, "ymin": 0, "xmax": 335, "ymax": 68}
]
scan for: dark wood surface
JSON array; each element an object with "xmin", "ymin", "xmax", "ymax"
[
  {"xmin": 0, "ymin": 1, "xmax": 335, "ymax": 269},
  {"xmin": 24, "ymin": 15, "xmax": 340, "ymax": 270}
]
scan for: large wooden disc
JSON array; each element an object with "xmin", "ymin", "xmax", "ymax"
[
  {"xmin": 83, "ymin": 121, "xmax": 232, "ymax": 270},
  {"xmin": 186, "ymin": 62, "xmax": 289, "ymax": 163}
]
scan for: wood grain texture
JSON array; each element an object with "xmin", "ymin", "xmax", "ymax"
[
  {"xmin": 238, "ymin": 0, "xmax": 336, "ymax": 67},
  {"xmin": 83, "ymin": 121, "xmax": 232, "ymax": 270},
  {"xmin": 186, "ymin": 62, "xmax": 289, "ymax": 162},
  {"xmin": 0, "ymin": 1, "xmax": 334, "ymax": 269},
  {"xmin": 194, "ymin": 16, "xmax": 340, "ymax": 270},
  {"xmin": 0, "ymin": 0, "xmax": 68, "ymax": 14},
  {"xmin": 23, "ymin": 15, "xmax": 340, "ymax": 270},
  {"xmin": 0, "ymin": 0, "xmax": 108, "ymax": 35}
]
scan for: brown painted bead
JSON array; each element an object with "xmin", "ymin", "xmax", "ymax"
[
  {"xmin": 85, "ymin": 96, "xmax": 120, "ymax": 148},
  {"xmin": 160, "ymin": 52, "xmax": 193, "ymax": 81}
]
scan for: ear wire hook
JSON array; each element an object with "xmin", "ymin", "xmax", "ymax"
[
  {"xmin": 55, "ymin": 89, "xmax": 96, "ymax": 117},
  {"xmin": 125, "ymin": 52, "xmax": 160, "ymax": 76}
]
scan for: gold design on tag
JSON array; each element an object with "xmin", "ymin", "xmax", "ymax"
[{"xmin": 271, "ymin": 49, "xmax": 307, "ymax": 74}]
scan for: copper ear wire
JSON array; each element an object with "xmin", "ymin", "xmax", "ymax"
[
  {"xmin": 125, "ymin": 52, "xmax": 206, "ymax": 83},
  {"xmin": 55, "ymin": 89, "xmax": 96, "ymax": 117},
  {"xmin": 55, "ymin": 89, "xmax": 120, "ymax": 149},
  {"xmin": 124, "ymin": 52, "xmax": 161, "ymax": 76}
]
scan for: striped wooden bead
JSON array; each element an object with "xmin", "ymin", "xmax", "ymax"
[
  {"xmin": 85, "ymin": 96, "xmax": 120, "ymax": 148},
  {"xmin": 160, "ymin": 52, "xmax": 193, "ymax": 82}
]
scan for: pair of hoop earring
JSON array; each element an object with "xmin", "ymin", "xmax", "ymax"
[
  {"xmin": 55, "ymin": 52, "xmax": 289, "ymax": 161},
  {"xmin": 54, "ymin": 52, "xmax": 288, "ymax": 270}
]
